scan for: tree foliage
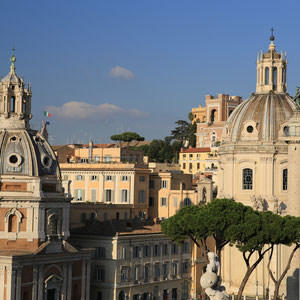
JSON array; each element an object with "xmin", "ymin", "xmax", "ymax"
[
  {"xmin": 111, "ymin": 132, "xmax": 145, "ymax": 147},
  {"xmin": 161, "ymin": 199, "xmax": 300, "ymax": 300}
]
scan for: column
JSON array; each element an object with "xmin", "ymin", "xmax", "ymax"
[
  {"xmin": 115, "ymin": 174, "xmax": 120, "ymax": 204},
  {"xmin": 81, "ymin": 260, "xmax": 86, "ymax": 300},
  {"xmin": 7, "ymin": 265, "xmax": 16, "ymax": 300},
  {"xmin": 99, "ymin": 173, "xmax": 104, "ymax": 203},
  {"xmin": 0, "ymin": 266, "xmax": 5, "ymax": 300},
  {"xmin": 85, "ymin": 260, "xmax": 91, "ymax": 300},
  {"xmin": 67, "ymin": 262, "xmax": 73, "ymax": 300},
  {"xmin": 61, "ymin": 262, "xmax": 68, "ymax": 300},
  {"xmin": 85, "ymin": 174, "xmax": 89, "ymax": 201},
  {"xmin": 32, "ymin": 265, "xmax": 38, "ymax": 300},
  {"xmin": 16, "ymin": 267, "xmax": 22, "ymax": 300},
  {"xmin": 37, "ymin": 265, "xmax": 44, "ymax": 300}
]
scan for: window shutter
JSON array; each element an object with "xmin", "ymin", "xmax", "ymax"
[{"xmin": 111, "ymin": 190, "xmax": 114, "ymax": 202}]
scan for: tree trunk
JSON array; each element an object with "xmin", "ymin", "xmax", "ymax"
[
  {"xmin": 237, "ymin": 257, "xmax": 263, "ymax": 300},
  {"xmin": 272, "ymin": 244, "xmax": 299, "ymax": 300}
]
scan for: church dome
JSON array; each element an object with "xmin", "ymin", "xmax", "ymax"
[
  {"xmin": 0, "ymin": 129, "xmax": 60, "ymax": 177},
  {"xmin": 1, "ymin": 49, "xmax": 24, "ymax": 85},
  {"xmin": 222, "ymin": 93, "xmax": 296, "ymax": 143}
]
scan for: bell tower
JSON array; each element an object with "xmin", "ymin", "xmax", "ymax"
[{"xmin": 256, "ymin": 29, "xmax": 287, "ymax": 94}]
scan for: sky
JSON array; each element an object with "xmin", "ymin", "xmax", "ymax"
[{"xmin": 1, "ymin": 0, "xmax": 300, "ymax": 145}]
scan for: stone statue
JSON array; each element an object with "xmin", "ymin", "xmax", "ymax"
[
  {"xmin": 200, "ymin": 252, "xmax": 229, "ymax": 300},
  {"xmin": 273, "ymin": 197, "xmax": 282, "ymax": 215},
  {"xmin": 251, "ymin": 195, "xmax": 259, "ymax": 210},
  {"xmin": 257, "ymin": 195, "xmax": 264, "ymax": 210},
  {"xmin": 293, "ymin": 87, "xmax": 300, "ymax": 109}
]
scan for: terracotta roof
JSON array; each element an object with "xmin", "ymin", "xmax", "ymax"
[
  {"xmin": 71, "ymin": 219, "xmax": 162, "ymax": 237},
  {"xmin": 180, "ymin": 147, "xmax": 211, "ymax": 153}
]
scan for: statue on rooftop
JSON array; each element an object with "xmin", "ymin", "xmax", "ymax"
[{"xmin": 293, "ymin": 87, "xmax": 300, "ymax": 109}]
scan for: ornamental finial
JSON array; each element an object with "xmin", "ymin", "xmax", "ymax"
[
  {"xmin": 10, "ymin": 47, "xmax": 16, "ymax": 73},
  {"xmin": 270, "ymin": 27, "xmax": 275, "ymax": 42}
]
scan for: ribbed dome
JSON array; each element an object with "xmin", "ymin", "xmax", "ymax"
[
  {"xmin": 0, "ymin": 129, "xmax": 59, "ymax": 177},
  {"xmin": 1, "ymin": 70, "xmax": 24, "ymax": 85},
  {"xmin": 222, "ymin": 93, "xmax": 297, "ymax": 143}
]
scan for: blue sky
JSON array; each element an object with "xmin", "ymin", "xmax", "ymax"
[{"xmin": 1, "ymin": 0, "xmax": 300, "ymax": 144}]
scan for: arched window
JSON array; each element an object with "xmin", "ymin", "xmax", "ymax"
[
  {"xmin": 210, "ymin": 109, "xmax": 216, "ymax": 123},
  {"xmin": 283, "ymin": 169, "xmax": 288, "ymax": 191},
  {"xmin": 273, "ymin": 67, "xmax": 277, "ymax": 90},
  {"xmin": 282, "ymin": 69, "xmax": 286, "ymax": 84},
  {"xmin": 265, "ymin": 67, "xmax": 269, "ymax": 85},
  {"xmin": 183, "ymin": 198, "xmax": 191, "ymax": 206},
  {"xmin": 243, "ymin": 168, "xmax": 253, "ymax": 190}
]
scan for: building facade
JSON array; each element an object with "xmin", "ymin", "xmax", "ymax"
[
  {"xmin": 71, "ymin": 219, "xmax": 193, "ymax": 300},
  {"xmin": 195, "ymin": 94, "xmax": 243, "ymax": 148}
]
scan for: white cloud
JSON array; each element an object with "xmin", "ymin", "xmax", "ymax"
[
  {"xmin": 46, "ymin": 101, "xmax": 147, "ymax": 120},
  {"xmin": 109, "ymin": 66, "xmax": 134, "ymax": 80}
]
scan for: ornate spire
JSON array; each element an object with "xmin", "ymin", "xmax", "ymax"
[
  {"xmin": 10, "ymin": 47, "xmax": 16, "ymax": 73},
  {"xmin": 270, "ymin": 27, "xmax": 275, "ymax": 42}
]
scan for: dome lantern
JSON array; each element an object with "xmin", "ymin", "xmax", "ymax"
[{"xmin": 256, "ymin": 29, "xmax": 287, "ymax": 94}]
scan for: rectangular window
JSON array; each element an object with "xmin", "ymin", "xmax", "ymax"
[
  {"xmin": 183, "ymin": 163, "xmax": 186, "ymax": 169},
  {"xmin": 139, "ymin": 190, "xmax": 146, "ymax": 203},
  {"xmin": 154, "ymin": 263, "xmax": 160, "ymax": 278},
  {"xmin": 105, "ymin": 189, "xmax": 112, "ymax": 202},
  {"xmin": 121, "ymin": 175, "xmax": 129, "ymax": 181},
  {"xmin": 161, "ymin": 180, "xmax": 168, "ymax": 189},
  {"xmin": 149, "ymin": 180, "xmax": 155, "ymax": 189},
  {"xmin": 105, "ymin": 175, "xmax": 112, "ymax": 181},
  {"xmin": 160, "ymin": 197, "xmax": 167, "ymax": 207},
  {"xmin": 183, "ymin": 154, "xmax": 186, "ymax": 158},
  {"xmin": 182, "ymin": 242, "xmax": 189, "ymax": 254},
  {"xmin": 189, "ymin": 163, "xmax": 192, "ymax": 170},
  {"xmin": 95, "ymin": 247, "xmax": 106, "ymax": 258},
  {"xmin": 189, "ymin": 154, "xmax": 193, "ymax": 158},
  {"xmin": 75, "ymin": 189, "xmax": 84, "ymax": 201},
  {"xmin": 163, "ymin": 244, "xmax": 168, "ymax": 256},
  {"xmin": 133, "ymin": 246, "xmax": 142, "ymax": 258},
  {"xmin": 91, "ymin": 175, "xmax": 98, "ymax": 181},
  {"xmin": 172, "ymin": 261, "xmax": 178, "ymax": 275},
  {"xmin": 154, "ymin": 245, "xmax": 160, "ymax": 256},
  {"xmin": 103, "ymin": 212, "xmax": 108, "ymax": 221},
  {"xmin": 144, "ymin": 245, "xmax": 151, "ymax": 257},
  {"xmin": 116, "ymin": 212, "xmax": 120, "ymax": 220},
  {"xmin": 139, "ymin": 176, "xmax": 145, "ymax": 182},
  {"xmin": 121, "ymin": 266, "xmax": 128, "ymax": 282},
  {"xmin": 121, "ymin": 189, "xmax": 128, "ymax": 203},
  {"xmin": 63, "ymin": 175, "xmax": 68, "ymax": 180},
  {"xmin": 149, "ymin": 197, "xmax": 154, "ymax": 207},
  {"xmin": 163, "ymin": 262, "xmax": 169, "ymax": 277},
  {"xmin": 182, "ymin": 261, "xmax": 189, "ymax": 273},
  {"xmin": 144, "ymin": 264, "xmax": 150, "ymax": 280},
  {"xmin": 76, "ymin": 175, "xmax": 83, "ymax": 181},
  {"xmin": 197, "ymin": 163, "xmax": 200, "ymax": 169},
  {"xmin": 96, "ymin": 268, "xmax": 105, "ymax": 281},
  {"xmin": 171, "ymin": 243, "xmax": 178, "ymax": 255},
  {"xmin": 124, "ymin": 212, "xmax": 128, "ymax": 220},
  {"xmin": 91, "ymin": 189, "xmax": 97, "ymax": 202}
]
